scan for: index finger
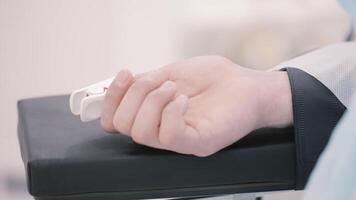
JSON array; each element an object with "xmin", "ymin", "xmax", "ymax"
[{"xmin": 101, "ymin": 69, "xmax": 133, "ymax": 132}]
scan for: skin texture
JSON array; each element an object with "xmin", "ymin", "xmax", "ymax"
[{"xmin": 101, "ymin": 55, "xmax": 293, "ymax": 157}]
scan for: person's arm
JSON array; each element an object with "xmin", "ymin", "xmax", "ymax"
[
  {"xmin": 100, "ymin": 56, "xmax": 293, "ymax": 157},
  {"xmin": 270, "ymin": 42, "xmax": 356, "ymax": 188},
  {"xmin": 99, "ymin": 42, "xmax": 355, "ymax": 188}
]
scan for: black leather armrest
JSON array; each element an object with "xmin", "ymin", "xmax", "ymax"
[{"xmin": 17, "ymin": 95, "xmax": 297, "ymax": 200}]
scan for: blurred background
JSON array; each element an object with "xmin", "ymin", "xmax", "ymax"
[{"xmin": 0, "ymin": 0, "xmax": 352, "ymax": 199}]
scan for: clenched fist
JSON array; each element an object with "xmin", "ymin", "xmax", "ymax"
[{"xmin": 101, "ymin": 56, "xmax": 292, "ymax": 156}]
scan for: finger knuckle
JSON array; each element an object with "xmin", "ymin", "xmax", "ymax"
[
  {"xmin": 131, "ymin": 131, "xmax": 146, "ymax": 144},
  {"xmin": 159, "ymin": 133, "xmax": 176, "ymax": 147},
  {"xmin": 100, "ymin": 118, "xmax": 114, "ymax": 132},
  {"xmin": 146, "ymin": 90, "xmax": 168, "ymax": 104},
  {"xmin": 194, "ymin": 144, "xmax": 216, "ymax": 157},
  {"xmin": 113, "ymin": 118, "xmax": 130, "ymax": 134},
  {"xmin": 193, "ymin": 150, "xmax": 213, "ymax": 157},
  {"xmin": 209, "ymin": 55, "xmax": 229, "ymax": 62},
  {"xmin": 162, "ymin": 103, "xmax": 175, "ymax": 115},
  {"xmin": 193, "ymin": 123, "xmax": 216, "ymax": 157},
  {"xmin": 208, "ymin": 55, "xmax": 233, "ymax": 67},
  {"xmin": 133, "ymin": 76, "xmax": 156, "ymax": 92},
  {"xmin": 112, "ymin": 78, "xmax": 127, "ymax": 89}
]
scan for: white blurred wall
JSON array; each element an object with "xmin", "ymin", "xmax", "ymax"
[{"xmin": 0, "ymin": 0, "xmax": 350, "ymax": 199}]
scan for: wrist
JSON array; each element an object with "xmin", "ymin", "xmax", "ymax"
[{"xmin": 256, "ymin": 70, "xmax": 293, "ymax": 129}]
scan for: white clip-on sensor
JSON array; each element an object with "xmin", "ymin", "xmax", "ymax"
[{"xmin": 69, "ymin": 78, "xmax": 114, "ymax": 122}]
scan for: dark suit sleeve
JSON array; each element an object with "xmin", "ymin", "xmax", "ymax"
[{"xmin": 285, "ymin": 67, "xmax": 346, "ymax": 189}]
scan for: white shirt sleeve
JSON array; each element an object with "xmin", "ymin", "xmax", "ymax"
[
  {"xmin": 272, "ymin": 42, "xmax": 356, "ymax": 108},
  {"xmin": 303, "ymin": 95, "xmax": 356, "ymax": 200}
]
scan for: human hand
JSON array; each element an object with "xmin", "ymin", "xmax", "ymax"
[{"xmin": 101, "ymin": 56, "xmax": 292, "ymax": 156}]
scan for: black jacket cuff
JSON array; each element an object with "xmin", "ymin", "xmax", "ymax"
[{"xmin": 285, "ymin": 67, "xmax": 346, "ymax": 189}]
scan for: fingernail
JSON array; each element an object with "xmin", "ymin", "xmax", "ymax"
[
  {"xmin": 161, "ymin": 81, "xmax": 176, "ymax": 90},
  {"xmin": 176, "ymin": 95, "xmax": 188, "ymax": 113},
  {"xmin": 177, "ymin": 94, "xmax": 188, "ymax": 99},
  {"xmin": 116, "ymin": 70, "xmax": 130, "ymax": 84}
]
